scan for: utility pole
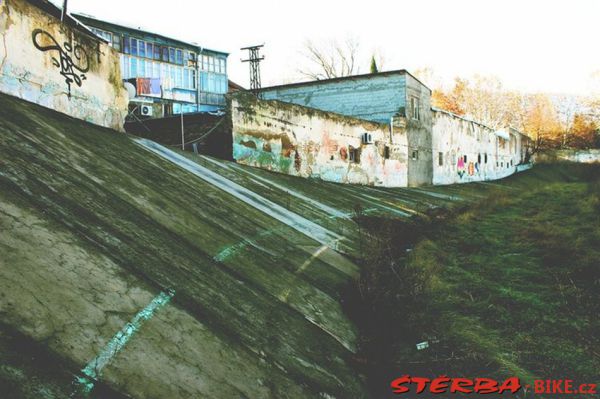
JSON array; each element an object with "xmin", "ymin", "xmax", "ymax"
[
  {"xmin": 61, "ymin": 0, "xmax": 68, "ymax": 22},
  {"xmin": 241, "ymin": 44, "xmax": 264, "ymax": 97}
]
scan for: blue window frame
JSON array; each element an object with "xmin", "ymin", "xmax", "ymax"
[
  {"xmin": 123, "ymin": 36, "xmax": 130, "ymax": 54},
  {"xmin": 130, "ymin": 58, "xmax": 138, "ymax": 77},
  {"xmin": 139, "ymin": 40, "xmax": 145, "ymax": 58},
  {"xmin": 131, "ymin": 38, "xmax": 138, "ymax": 56}
]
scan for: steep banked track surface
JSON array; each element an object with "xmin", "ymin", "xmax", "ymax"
[{"xmin": 0, "ymin": 93, "xmax": 484, "ymax": 398}]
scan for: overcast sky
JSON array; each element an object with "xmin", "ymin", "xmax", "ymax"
[{"xmin": 58, "ymin": 0, "xmax": 600, "ymax": 95}]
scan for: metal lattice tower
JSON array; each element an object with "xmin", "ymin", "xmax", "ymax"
[{"xmin": 241, "ymin": 44, "xmax": 264, "ymax": 97}]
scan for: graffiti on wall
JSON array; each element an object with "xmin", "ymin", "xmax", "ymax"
[
  {"xmin": 457, "ymin": 156, "xmax": 465, "ymax": 178},
  {"xmin": 32, "ymin": 29, "xmax": 89, "ymax": 98}
]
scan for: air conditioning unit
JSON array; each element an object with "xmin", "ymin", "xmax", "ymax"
[{"xmin": 141, "ymin": 105, "xmax": 153, "ymax": 117}]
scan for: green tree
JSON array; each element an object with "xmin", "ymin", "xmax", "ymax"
[{"xmin": 370, "ymin": 55, "xmax": 378, "ymax": 74}]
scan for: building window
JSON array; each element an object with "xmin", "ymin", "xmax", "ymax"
[
  {"xmin": 139, "ymin": 59, "xmax": 146, "ymax": 77},
  {"xmin": 438, "ymin": 152, "xmax": 443, "ymax": 166},
  {"xmin": 120, "ymin": 55, "xmax": 128, "ymax": 78},
  {"xmin": 176, "ymin": 49, "xmax": 183, "ymax": 65},
  {"xmin": 161, "ymin": 46, "xmax": 169, "ymax": 62},
  {"xmin": 464, "ymin": 155, "xmax": 467, "ymax": 162},
  {"xmin": 130, "ymin": 38, "xmax": 138, "ymax": 56},
  {"xmin": 411, "ymin": 97, "xmax": 420, "ymax": 120},
  {"xmin": 130, "ymin": 57, "xmax": 138, "ymax": 77},
  {"xmin": 112, "ymin": 34, "xmax": 121, "ymax": 51},
  {"xmin": 153, "ymin": 45, "xmax": 160, "ymax": 60},
  {"xmin": 485, "ymin": 153, "xmax": 488, "ymax": 164},
  {"xmin": 139, "ymin": 40, "xmax": 146, "ymax": 58},
  {"xmin": 349, "ymin": 147, "xmax": 360, "ymax": 163},
  {"xmin": 146, "ymin": 42, "xmax": 153, "ymax": 59},
  {"xmin": 123, "ymin": 36, "xmax": 130, "ymax": 54},
  {"xmin": 384, "ymin": 146, "xmax": 390, "ymax": 159},
  {"xmin": 91, "ymin": 28, "xmax": 112, "ymax": 44},
  {"xmin": 412, "ymin": 150, "xmax": 419, "ymax": 160},
  {"xmin": 169, "ymin": 48, "xmax": 176, "ymax": 64},
  {"xmin": 478, "ymin": 154, "xmax": 482, "ymax": 164}
]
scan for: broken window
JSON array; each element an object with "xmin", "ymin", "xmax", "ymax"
[
  {"xmin": 438, "ymin": 152, "xmax": 443, "ymax": 166},
  {"xmin": 412, "ymin": 150, "xmax": 419, "ymax": 161},
  {"xmin": 361, "ymin": 132, "xmax": 373, "ymax": 144}
]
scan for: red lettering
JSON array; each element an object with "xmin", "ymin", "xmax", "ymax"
[
  {"xmin": 552, "ymin": 380, "xmax": 564, "ymax": 394},
  {"xmin": 534, "ymin": 380, "xmax": 545, "ymax": 393},
  {"xmin": 498, "ymin": 377, "xmax": 522, "ymax": 394},
  {"xmin": 474, "ymin": 378, "xmax": 499, "ymax": 394},
  {"xmin": 450, "ymin": 378, "xmax": 474, "ymax": 394},
  {"xmin": 390, "ymin": 376, "xmax": 411, "ymax": 394},
  {"xmin": 412, "ymin": 377, "xmax": 431, "ymax": 394},
  {"xmin": 588, "ymin": 384, "xmax": 597, "ymax": 394},
  {"xmin": 430, "ymin": 376, "xmax": 450, "ymax": 394},
  {"xmin": 564, "ymin": 380, "xmax": 573, "ymax": 394}
]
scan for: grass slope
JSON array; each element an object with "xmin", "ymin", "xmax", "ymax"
[{"xmin": 357, "ymin": 163, "xmax": 600, "ymax": 397}]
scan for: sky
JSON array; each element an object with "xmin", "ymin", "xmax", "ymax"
[{"xmin": 57, "ymin": 0, "xmax": 600, "ymax": 95}]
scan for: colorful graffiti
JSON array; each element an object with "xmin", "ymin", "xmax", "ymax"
[
  {"xmin": 32, "ymin": 29, "xmax": 90, "ymax": 98},
  {"xmin": 457, "ymin": 156, "xmax": 465, "ymax": 178}
]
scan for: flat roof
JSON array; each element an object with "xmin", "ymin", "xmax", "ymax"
[
  {"xmin": 72, "ymin": 13, "xmax": 229, "ymax": 56},
  {"xmin": 260, "ymin": 69, "xmax": 431, "ymax": 92}
]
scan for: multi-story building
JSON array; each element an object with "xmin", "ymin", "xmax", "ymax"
[{"xmin": 73, "ymin": 13, "xmax": 229, "ymax": 118}]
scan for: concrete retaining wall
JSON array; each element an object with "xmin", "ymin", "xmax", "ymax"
[{"xmin": 0, "ymin": 0, "xmax": 128, "ymax": 131}]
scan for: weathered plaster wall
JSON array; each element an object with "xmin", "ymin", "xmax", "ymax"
[
  {"xmin": 405, "ymin": 74, "xmax": 433, "ymax": 186},
  {"xmin": 232, "ymin": 94, "xmax": 409, "ymax": 187},
  {"xmin": 0, "ymin": 0, "xmax": 128, "ymax": 131},
  {"xmin": 261, "ymin": 72, "xmax": 407, "ymax": 123},
  {"xmin": 432, "ymin": 109, "xmax": 529, "ymax": 185}
]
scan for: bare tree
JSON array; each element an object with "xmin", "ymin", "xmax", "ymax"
[{"xmin": 299, "ymin": 37, "xmax": 360, "ymax": 80}]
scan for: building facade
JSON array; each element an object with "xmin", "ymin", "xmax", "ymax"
[
  {"xmin": 74, "ymin": 14, "xmax": 228, "ymax": 118},
  {"xmin": 0, "ymin": 0, "xmax": 128, "ymax": 130},
  {"xmin": 232, "ymin": 71, "xmax": 531, "ymax": 187}
]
